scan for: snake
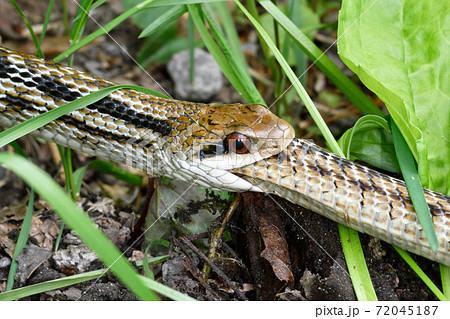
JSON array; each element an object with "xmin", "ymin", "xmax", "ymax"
[{"xmin": 0, "ymin": 46, "xmax": 449, "ymax": 266}]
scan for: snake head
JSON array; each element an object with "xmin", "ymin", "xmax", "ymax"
[{"xmin": 188, "ymin": 103, "xmax": 294, "ymax": 170}]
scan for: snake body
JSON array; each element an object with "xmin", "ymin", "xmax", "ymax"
[{"xmin": 0, "ymin": 46, "xmax": 449, "ymax": 265}]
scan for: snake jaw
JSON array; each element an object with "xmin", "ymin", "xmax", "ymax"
[{"xmin": 191, "ymin": 104, "xmax": 295, "ymax": 170}]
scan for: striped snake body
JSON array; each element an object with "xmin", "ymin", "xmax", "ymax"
[{"xmin": 0, "ymin": 47, "xmax": 449, "ymax": 266}]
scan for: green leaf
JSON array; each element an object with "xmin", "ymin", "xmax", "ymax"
[
  {"xmin": 338, "ymin": 115, "xmax": 400, "ymax": 173},
  {"xmin": 391, "ymin": 119, "xmax": 438, "ymax": 251},
  {"xmin": 338, "ymin": 0, "xmax": 450, "ymax": 195},
  {"xmin": 338, "ymin": 225, "xmax": 377, "ymax": 301},
  {"xmin": 210, "ymin": 2, "xmax": 248, "ymax": 70},
  {"xmin": 139, "ymin": 5, "xmax": 187, "ymax": 38},
  {"xmin": 69, "ymin": 0, "xmax": 93, "ymax": 43},
  {"xmin": 0, "ymin": 257, "xmax": 191, "ymax": 301},
  {"xmin": 394, "ymin": 247, "xmax": 447, "ymax": 301},
  {"xmin": 73, "ymin": 160, "xmax": 143, "ymax": 195},
  {"xmin": 440, "ymin": 264, "xmax": 450, "ymax": 298},
  {"xmin": 260, "ymin": 2, "xmax": 320, "ymax": 65},
  {"xmin": 188, "ymin": 4, "xmax": 265, "ymax": 105},
  {"xmin": 1, "ymin": 269, "xmax": 108, "ymax": 301},
  {"xmin": 53, "ymin": 0, "xmax": 158, "ymax": 63},
  {"xmin": 9, "ymin": 0, "xmax": 43, "ymax": 57},
  {"xmin": 6, "ymin": 190, "xmax": 35, "ymax": 291}
]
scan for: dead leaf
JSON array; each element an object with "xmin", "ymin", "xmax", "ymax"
[
  {"xmin": 0, "ymin": 223, "xmax": 19, "ymax": 257},
  {"xmin": 260, "ymin": 223, "xmax": 294, "ymax": 286},
  {"xmin": 29, "ymin": 212, "xmax": 59, "ymax": 250},
  {"xmin": 0, "ymin": 194, "xmax": 29, "ymax": 223}
]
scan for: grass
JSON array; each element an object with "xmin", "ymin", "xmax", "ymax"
[{"xmin": 0, "ymin": 0, "xmax": 447, "ymax": 301}]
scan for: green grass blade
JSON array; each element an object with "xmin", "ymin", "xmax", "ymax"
[
  {"xmin": 0, "ymin": 256, "xmax": 186, "ymax": 301},
  {"xmin": 287, "ymin": 0, "xmax": 308, "ymax": 87},
  {"xmin": 61, "ymin": 0, "xmax": 69, "ymax": 35},
  {"xmin": 188, "ymin": 11, "xmax": 195, "ymax": 84},
  {"xmin": 143, "ymin": 245, "xmax": 155, "ymax": 280},
  {"xmin": 54, "ymin": 220, "xmax": 65, "ymax": 252},
  {"xmin": 244, "ymin": 0, "xmax": 280, "ymax": 93},
  {"xmin": 57, "ymin": 145, "xmax": 76, "ymax": 199},
  {"xmin": 146, "ymin": 0, "xmax": 223, "ymax": 6},
  {"xmin": 393, "ymin": 247, "xmax": 447, "ymax": 301},
  {"xmin": 212, "ymin": 2, "xmax": 248, "ymax": 69},
  {"xmin": 0, "ymin": 268, "xmax": 107, "ymax": 301},
  {"xmin": 81, "ymin": 159, "xmax": 143, "ymax": 185},
  {"xmin": 6, "ymin": 189, "xmax": 35, "ymax": 291},
  {"xmin": 0, "ymin": 152, "xmax": 157, "ymax": 300},
  {"xmin": 72, "ymin": 159, "xmax": 143, "ymax": 196},
  {"xmin": 390, "ymin": 118, "xmax": 438, "ymax": 251},
  {"xmin": 36, "ymin": 0, "xmax": 56, "ymax": 53},
  {"xmin": 338, "ymin": 225, "xmax": 377, "ymax": 300},
  {"xmin": 55, "ymin": 1, "xmax": 221, "ymax": 62},
  {"xmin": 64, "ymin": 147, "xmax": 76, "ymax": 198},
  {"xmin": 258, "ymin": 0, "xmax": 384, "ymax": 117},
  {"xmin": 8, "ymin": 141, "xmax": 27, "ymax": 158},
  {"xmin": 202, "ymin": 7, "xmax": 264, "ymax": 105},
  {"xmin": 67, "ymin": 0, "xmax": 94, "ymax": 66},
  {"xmin": 188, "ymin": 4, "xmax": 264, "ymax": 105},
  {"xmin": 142, "ymin": 251, "xmax": 168, "ymax": 281},
  {"xmin": 138, "ymin": 276, "xmax": 195, "ymax": 301},
  {"xmin": 188, "ymin": 5, "xmax": 244, "ymax": 99},
  {"xmin": 139, "ymin": 5, "xmax": 187, "ymax": 38},
  {"xmin": 69, "ymin": 0, "xmax": 93, "ymax": 43},
  {"xmin": 9, "ymin": 0, "xmax": 43, "ymax": 57},
  {"xmin": 440, "ymin": 265, "xmax": 450, "ymax": 299},
  {"xmin": 90, "ymin": 0, "xmax": 108, "ymax": 10},
  {"xmin": 53, "ymin": 0, "xmax": 157, "ymax": 63}
]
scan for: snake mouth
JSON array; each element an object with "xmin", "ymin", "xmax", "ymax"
[{"xmin": 193, "ymin": 136, "xmax": 293, "ymax": 170}]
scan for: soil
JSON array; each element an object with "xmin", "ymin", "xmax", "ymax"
[{"xmin": 0, "ymin": 0, "xmax": 443, "ymax": 301}]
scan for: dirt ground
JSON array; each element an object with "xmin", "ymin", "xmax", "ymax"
[{"xmin": 0, "ymin": 0, "xmax": 443, "ymax": 300}]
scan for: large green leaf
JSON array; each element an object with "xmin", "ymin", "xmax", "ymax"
[
  {"xmin": 338, "ymin": 115, "xmax": 400, "ymax": 173},
  {"xmin": 338, "ymin": 0, "xmax": 450, "ymax": 195}
]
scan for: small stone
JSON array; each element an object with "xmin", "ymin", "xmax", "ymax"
[
  {"xmin": 63, "ymin": 230, "xmax": 83, "ymax": 245},
  {"xmin": 52, "ymin": 244, "xmax": 99, "ymax": 274},
  {"xmin": 0, "ymin": 256, "xmax": 11, "ymax": 268},
  {"xmin": 167, "ymin": 49, "xmax": 223, "ymax": 102},
  {"xmin": 15, "ymin": 244, "xmax": 52, "ymax": 286}
]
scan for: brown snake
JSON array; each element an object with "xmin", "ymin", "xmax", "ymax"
[{"xmin": 0, "ymin": 46, "xmax": 449, "ymax": 266}]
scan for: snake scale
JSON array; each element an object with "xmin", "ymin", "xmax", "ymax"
[{"xmin": 0, "ymin": 46, "xmax": 449, "ymax": 266}]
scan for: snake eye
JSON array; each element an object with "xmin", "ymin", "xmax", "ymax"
[{"xmin": 225, "ymin": 133, "xmax": 251, "ymax": 154}]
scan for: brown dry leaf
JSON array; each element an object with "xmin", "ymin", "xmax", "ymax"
[
  {"xmin": 84, "ymin": 196, "xmax": 116, "ymax": 216},
  {"xmin": 213, "ymin": 279, "xmax": 254, "ymax": 294},
  {"xmin": 0, "ymin": 223, "xmax": 19, "ymax": 257},
  {"xmin": 300, "ymin": 268, "xmax": 321, "ymax": 300},
  {"xmin": 95, "ymin": 217, "xmax": 127, "ymax": 246},
  {"xmin": 98, "ymin": 181, "xmax": 139, "ymax": 205},
  {"xmin": 34, "ymin": 198, "xmax": 52, "ymax": 211},
  {"xmin": 259, "ymin": 223, "xmax": 294, "ymax": 287},
  {"xmin": 0, "ymin": 194, "xmax": 29, "ymax": 223},
  {"xmin": 29, "ymin": 211, "xmax": 60, "ymax": 250}
]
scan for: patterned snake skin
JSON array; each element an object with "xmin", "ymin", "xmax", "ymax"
[{"xmin": 0, "ymin": 46, "xmax": 449, "ymax": 265}]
